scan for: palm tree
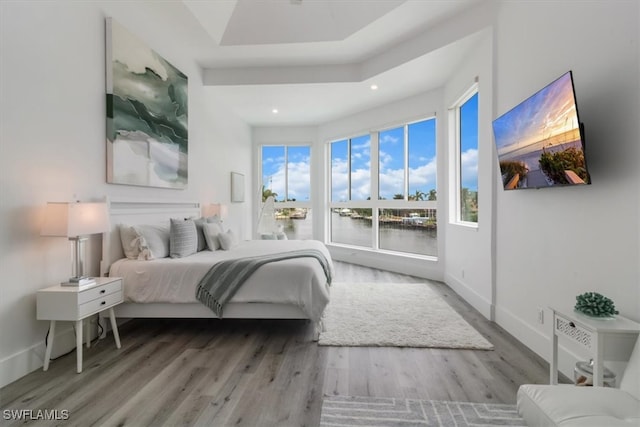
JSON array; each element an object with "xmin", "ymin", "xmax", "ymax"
[
  {"xmin": 261, "ymin": 185, "xmax": 278, "ymax": 202},
  {"xmin": 410, "ymin": 190, "xmax": 426, "ymax": 201},
  {"xmin": 428, "ymin": 189, "xmax": 437, "ymax": 201}
]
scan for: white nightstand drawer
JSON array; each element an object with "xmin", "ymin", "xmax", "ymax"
[
  {"xmin": 37, "ymin": 277, "xmax": 124, "ymax": 321},
  {"xmin": 555, "ymin": 313, "xmax": 593, "ymax": 349},
  {"xmin": 78, "ymin": 291, "xmax": 123, "ymax": 318},
  {"xmin": 78, "ymin": 281, "xmax": 121, "ymax": 304}
]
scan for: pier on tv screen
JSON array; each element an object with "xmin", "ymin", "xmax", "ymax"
[{"xmin": 492, "ymin": 71, "xmax": 591, "ymax": 190}]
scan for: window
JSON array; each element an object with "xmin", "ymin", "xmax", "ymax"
[
  {"xmin": 329, "ymin": 118, "xmax": 437, "ymax": 257},
  {"xmin": 452, "ymin": 87, "xmax": 479, "ymax": 224},
  {"xmin": 261, "ymin": 145, "xmax": 312, "ymax": 239},
  {"xmin": 331, "ymin": 135, "xmax": 371, "ymax": 202}
]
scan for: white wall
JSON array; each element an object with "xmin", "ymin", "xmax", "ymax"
[
  {"xmin": 443, "ymin": 29, "xmax": 495, "ymax": 319},
  {"xmin": 492, "ymin": 1, "xmax": 640, "ymax": 378},
  {"xmin": 0, "ymin": 1, "xmax": 251, "ymax": 386}
]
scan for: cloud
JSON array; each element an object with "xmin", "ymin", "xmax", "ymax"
[
  {"xmin": 263, "ymin": 154, "xmax": 311, "ymax": 201},
  {"xmin": 378, "ymin": 156, "xmax": 437, "ymax": 199},
  {"xmin": 380, "ymin": 133, "xmax": 400, "ymax": 145},
  {"xmin": 460, "ymin": 148, "xmax": 478, "ymax": 190}
]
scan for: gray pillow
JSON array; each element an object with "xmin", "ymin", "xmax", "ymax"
[
  {"xmin": 218, "ymin": 229, "xmax": 238, "ymax": 250},
  {"xmin": 193, "ymin": 218, "xmax": 207, "ymax": 252},
  {"xmin": 170, "ymin": 218, "xmax": 197, "ymax": 258}
]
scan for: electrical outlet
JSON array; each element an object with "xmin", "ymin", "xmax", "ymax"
[{"xmin": 537, "ymin": 308, "xmax": 544, "ymax": 324}]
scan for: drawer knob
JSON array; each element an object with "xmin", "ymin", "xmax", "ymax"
[
  {"xmin": 569, "ymin": 321, "xmax": 576, "ymax": 328},
  {"xmin": 101, "ymin": 301, "xmax": 106, "ymax": 305},
  {"xmin": 100, "ymin": 289, "xmax": 106, "ymax": 294}
]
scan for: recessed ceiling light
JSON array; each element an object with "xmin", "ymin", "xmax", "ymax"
[
  {"xmin": 370, "ymin": 84, "xmax": 378, "ymax": 90},
  {"xmin": 272, "ymin": 108, "xmax": 279, "ymax": 114}
]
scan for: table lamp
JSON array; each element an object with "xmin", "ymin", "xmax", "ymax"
[
  {"xmin": 41, "ymin": 201, "xmax": 110, "ymax": 286},
  {"xmin": 202, "ymin": 203, "xmax": 228, "ymax": 219}
]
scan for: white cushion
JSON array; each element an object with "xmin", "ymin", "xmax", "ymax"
[
  {"xmin": 202, "ymin": 222, "xmax": 223, "ymax": 251},
  {"xmin": 218, "ymin": 229, "xmax": 238, "ymax": 250},
  {"xmin": 119, "ymin": 224, "xmax": 142, "ymax": 259},
  {"xmin": 517, "ymin": 384, "xmax": 640, "ymax": 426},
  {"xmin": 620, "ymin": 337, "xmax": 640, "ymax": 399},
  {"xmin": 137, "ymin": 224, "xmax": 170, "ymax": 259}
]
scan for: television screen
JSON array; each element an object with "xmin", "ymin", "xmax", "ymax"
[{"xmin": 492, "ymin": 71, "xmax": 591, "ymax": 190}]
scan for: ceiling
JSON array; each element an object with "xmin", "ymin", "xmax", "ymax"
[{"xmin": 177, "ymin": 0, "xmax": 485, "ymax": 126}]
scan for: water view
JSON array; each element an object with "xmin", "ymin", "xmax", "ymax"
[{"xmin": 275, "ymin": 209, "xmax": 438, "ymax": 257}]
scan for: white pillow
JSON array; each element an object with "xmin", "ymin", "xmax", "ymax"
[
  {"xmin": 203, "ymin": 222, "xmax": 224, "ymax": 251},
  {"xmin": 170, "ymin": 218, "xmax": 197, "ymax": 258},
  {"xmin": 218, "ymin": 229, "xmax": 238, "ymax": 250},
  {"xmin": 137, "ymin": 224, "xmax": 170, "ymax": 259},
  {"xmin": 119, "ymin": 224, "xmax": 142, "ymax": 259}
]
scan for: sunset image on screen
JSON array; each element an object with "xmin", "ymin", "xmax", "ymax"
[{"xmin": 492, "ymin": 72, "xmax": 589, "ymax": 189}]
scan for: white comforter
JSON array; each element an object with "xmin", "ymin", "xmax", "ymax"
[{"xmin": 109, "ymin": 239, "xmax": 333, "ymax": 321}]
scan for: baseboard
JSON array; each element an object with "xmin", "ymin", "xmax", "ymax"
[
  {"xmin": 495, "ymin": 304, "xmax": 582, "ymax": 381},
  {"xmin": 444, "ymin": 273, "xmax": 493, "ymax": 320},
  {"xmin": 0, "ymin": 320, "xmax": 102, "ymax": 388},
  {"xmin": 0, "ymin": 341, "xmax": 45, "ymax": 389},
  {"xmin": 328, "ymin": 245, "xmax": 444, "ymax": 281}
]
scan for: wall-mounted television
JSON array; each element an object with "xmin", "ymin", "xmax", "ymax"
[{"xmin": 492, "ymin": 71, "xmax": 591, "ymax": 190}]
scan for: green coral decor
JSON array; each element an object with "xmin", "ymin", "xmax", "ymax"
[{"xmin": 575, "ymin": 292, "xmax": 619, "ymax": 317}]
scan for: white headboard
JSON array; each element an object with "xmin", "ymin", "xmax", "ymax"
[{"xmin": 100, "ymin": 199, "xmax": 201, "ymax": 276}]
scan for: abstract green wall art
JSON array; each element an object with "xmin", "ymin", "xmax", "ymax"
[{"xmin": 106, "ymin": 18, "xmax": 188, "ymax": 189}]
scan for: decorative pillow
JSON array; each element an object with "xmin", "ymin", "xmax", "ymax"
[
  {"xmin": 170, "ymin": 218, "xmax": 197, "ymax": 258},
  {"xmin": 136, "ymin": 223, "xmax": 170, "ymax": 259},
  {"xmin": 193, "ymin": 218, "xmax": 207, "ymax": 252},
  {"xmin": 119, "ymin": 224, "xmax": 143, "ymax": 259},
  {"xmin": 218, "ymin": 229, "xmax": 238, "ymax": 250},
  {"xmin": 203, "ymin": 222, "xmax": 224, "ymax": 251}
]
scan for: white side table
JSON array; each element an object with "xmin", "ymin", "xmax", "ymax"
[
  {"xmin": 550, "ymin": 306, "xmax": 640, "ymax": 386},
  {"xmin": 37, "ymin": 277, "xmax": 123, "ymax": 373}
]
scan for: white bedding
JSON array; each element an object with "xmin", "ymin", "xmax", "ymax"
[{"xmin": 109, "ymin": 239, "xmax": 333, "ymax": 321}]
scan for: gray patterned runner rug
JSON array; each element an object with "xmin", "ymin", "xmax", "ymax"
[{"xmin": 320, "ymin": 395, "xmax": 525, "ymax": 427}]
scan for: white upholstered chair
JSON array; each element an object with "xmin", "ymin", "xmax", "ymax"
[{"xmin": 517, "ymin": 337, "xmax": 640, "ymax": 426}]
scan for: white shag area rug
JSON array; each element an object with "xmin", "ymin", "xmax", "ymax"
[{"xmin": 318, "ymin": 282, "xmax": 493, "ymax": 349}]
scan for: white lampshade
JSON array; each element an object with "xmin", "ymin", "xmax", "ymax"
[
  {"xmin": 41, "ymin": 202, "xmax": 110, "ymax": 237},
  {"xmin": 202, "ymin": 203, "xmax": 228, "ymax": 219}
]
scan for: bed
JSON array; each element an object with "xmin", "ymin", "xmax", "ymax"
[{"xmin": 98, "ymin": 200, "xmax": 333, "ymax": 337}]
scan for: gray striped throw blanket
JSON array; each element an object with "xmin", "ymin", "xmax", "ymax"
[{"xmin": 196, "ymin": 249, "xmax": 332, "ymax": 317}]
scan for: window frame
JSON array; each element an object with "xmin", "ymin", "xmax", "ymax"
[
  {"xmin": 327, "ymin": 115, "xmax": 438, "ymax": 258},
  {"xmin": 259, "ymin": 143, "xmax": 312, "ymax": 208},
  {"xmin": 449, "ymin": 83, "xmax": 479, "ymax": 228}
]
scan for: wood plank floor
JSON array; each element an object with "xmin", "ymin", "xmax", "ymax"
[{"xmin": 1, "ymin": 261, "xmax": 554, "ymax": 426}]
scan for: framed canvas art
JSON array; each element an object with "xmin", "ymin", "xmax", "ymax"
[{"xmin": 105, "ymin": 18, "xmax": 188, "ymax": 189}]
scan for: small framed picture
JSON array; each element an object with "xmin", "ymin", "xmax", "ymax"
[{"xmin": 231, "ymin": 172, "xmax": 245, "ymax": 203}]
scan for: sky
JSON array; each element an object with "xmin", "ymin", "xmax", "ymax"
[
  {"xmin": 331, "ymin": 118, "xmax": 439, "ymax": 202},
  {"xmin": 262, "ymin": 145, "xmax": 311, "ymax": 202},
  {"xmin": 460, "ymin": 93, "xmax": 479, "ymax": 192},
  {"xmin": 492, "ymin": 72, "xmax": 578, "ymax": 157},
  {"xmin": 262, "ymin": 110, "xmax": 478, "ymax": 203}
]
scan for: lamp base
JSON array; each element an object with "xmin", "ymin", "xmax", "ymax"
[{"xmin": 62, "ymin": 277, "xmax": 96, "ymax": 287}]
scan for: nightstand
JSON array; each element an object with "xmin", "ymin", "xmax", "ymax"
[
  {"xmin": 550, "ymin": 306, "xmax": 640, "ymax": 386},
  {"xmin": 37, "ymin": 277, "xmax": 123, "ymax": 373}
]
